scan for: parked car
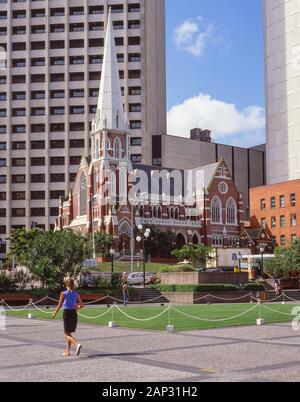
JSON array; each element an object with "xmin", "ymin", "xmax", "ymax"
[
  {"xmin": 128, "ymin": 272, "xmax": 157, "ymax": 286},
  {"xmin": 205, "ymin": 269, "xmax": 224, "ymax": 273}
]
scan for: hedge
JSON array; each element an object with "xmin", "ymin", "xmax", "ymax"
[
  {"xmin": 150, "ymin": 283, "xmax": 265, "ymax": 293},
  {"xmin": 159, "ymin": 265, "xmax": 195, "ymax": 273}
]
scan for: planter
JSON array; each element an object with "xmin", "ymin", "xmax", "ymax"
[
  {"xmin": 0, "ymin": 293, "xmax": 32, "ymax": 305},
  {"xmin": 280, "ymin": 278, "xmax": 300, "ymax": 290},
  {"xmin": 162, "ymin": 291, "xmax": 258, "ymax": 305},
  {"xmin": 97, "ymin": 257, "xmax": 111, "ymax": 263},
  {"xmin": 161, "ymin": 272, "xmax": 249, "ymax": 286}
]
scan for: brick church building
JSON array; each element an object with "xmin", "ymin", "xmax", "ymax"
[{"xmin": 55, "ymin": 10, "xmax": 248, "ymax": 258}]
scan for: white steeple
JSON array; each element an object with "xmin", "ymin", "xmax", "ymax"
[{"xmin": 94, "ymin": 8, "xmax": 127, "ymax": 132}]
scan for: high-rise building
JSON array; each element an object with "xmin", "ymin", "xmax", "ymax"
[
  {"xmin": 0, "ymin": 0, "xmax": 166, "ymax": 257},
  {"xmin": 265, "ymin": 0, "xmax": 300, "ymax": 184}
]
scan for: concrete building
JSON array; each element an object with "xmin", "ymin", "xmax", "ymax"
[
  {"xmin": 156, "ymin": 132, "xmax": 266, "ymax": 219},
  {"xmin": 0, "ymin": 0, "xmax": 166, "ymax": 257},
  {"xmin": 265, "ymin": 0, "xmax": 300, "ymax": 184}
]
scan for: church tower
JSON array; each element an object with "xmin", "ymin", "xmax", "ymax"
[
  {"xmin": 89, "ymin": 9, "xmax": 131, "ymax": 244},
  {"xmin": 90, "ymin": 8, "xmax": 130, "ymax": 165}
]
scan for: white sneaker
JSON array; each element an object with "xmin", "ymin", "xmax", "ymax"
[{"xmin": 76, "ymin": 344, "xmax": 82, "ymax": 356}]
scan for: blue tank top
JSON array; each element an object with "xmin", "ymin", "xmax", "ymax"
[{"xmin": 62, "ymin": 290, "xmax": 78, "ymax": 310}]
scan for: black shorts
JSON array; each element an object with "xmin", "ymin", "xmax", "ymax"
[{"xmin": 63, "ymin": 310, "xmax": 78, "ymax": 334}]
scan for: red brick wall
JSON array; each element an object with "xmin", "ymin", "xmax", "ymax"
[{"xmin": 250, "ymin": 179, "xmax": 300, "ymax": 246}]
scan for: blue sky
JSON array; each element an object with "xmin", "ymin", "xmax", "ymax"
[{"xmin": 165, "ymin": 0, "xmax": 265, "ymax": 147}]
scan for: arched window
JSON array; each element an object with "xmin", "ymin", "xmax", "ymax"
[
  {"xmin": 226, "ymin": 198, "xmax": 237, "ymax": 224},
  {"xmin": 110, "ymin": 171, "xmax": 117, "ymax": 201},
  {"xmin": 119, "ymin": 168, "xmax": 127, "ymax": 200},
  {"xmin": 95, "ymin": 139, "xmax": 99, "ymax": 160},
  {"xmin": 153, "ymin": 206, "xmax": 157, "ymax": 218},
  {"xmin": 157, "ymin": 206, "xmax": 162, "ymax": 219},
  {"xmin": 170, "ymin": 207, "xmax": 174, "ymax": 220},
  {"xmin": 139, "ymin": 204, "xmax": 144, "ymax": 218},
  {"xmin": 79, "ymin": 173, "xmax": 87, "ymax": 216},
  {"xmin": 212, "ymin": 235, "xmax": 223, "ymax": 247},
  {"xmin": 175, "ymin": 207, "xmax": 180, "ymax": 220},
  {"xmin": 116, "ymin": 110, "xmax": 119, "ymax": 129},
  {"xmin": 114, "ymin": 138, "xmax": 121, "ymax": 159},
  {"xmin": 211, "ymin": 197, "xmax": 222, "ymax": 224}
]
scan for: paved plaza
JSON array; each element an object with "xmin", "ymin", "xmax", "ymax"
[{"xmin": 0, "ymin": 316, "xmax": 300, "ymax": 382}]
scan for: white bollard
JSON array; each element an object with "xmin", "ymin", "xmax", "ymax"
[
  {"xmin": 0, "ymin": 307, "xmax": 6, "ymax": 330},
  {"xmin": 108, "ymin": 321, "xmax": 118, "ymax": 328},
  {"xmin": 256, "ymin": 318, "xmax": 265, "ymax": 326},
  {"xmin": 166, "ymin": 325, "xmax": 174, "ymax": 333},
  {"xmin": 28, "ymin": 313, "xmax": 35, "ymax": 319}
]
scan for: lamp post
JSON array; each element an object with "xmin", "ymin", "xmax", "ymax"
[
  {"xmin": 260, "ymin": 247, "xmax": 265, "ymax": 278},
  {"xmin": 238, "ymin": 252, "xmax": 242, "ymax": 273},
  {"xmin": 136, "ymin": 225, "xmax": 151, "ymax": 288},
  {"xmin": 90, "ymin": 196, "xmax": 97, "ymax": 260},
  {"xmin": 110, "ymin": 248, "xmax": 115, "ymax": 277}
]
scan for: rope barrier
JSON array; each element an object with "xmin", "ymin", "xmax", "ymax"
[
  {"xmin": 281, "ymin": 293, "xmax": 300, "ymax": 303},
  {"xmin": 170, "ymin": 304, "xmax": 259, "ymax": 322},
  {"xmin": 261, "ymin": 303, "xmax": 297, "ymax": 317},
  {"xmin": 78, "ymin": 306, "xmax": 115, "ymax": 320},
  {"xmin": 1, "ymin": 299, "xmax": 31, "ymax": 312},
  {"xmin": 114, "ymin": 305, "xmax": 170, "ymax": 322},
  {"xmin": 207, "ymin": 293, "xmax": 253, "ymax": 302},
  {"xmin": 30, "ymin": 301, "xmax": 53, "ymax": 315},
  {"xmin": 251, "ymin": 294, "xmax": 285, "ymax": 303}
]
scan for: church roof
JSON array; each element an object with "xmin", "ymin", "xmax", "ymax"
[{"xmin": 94, "ymin": 8, "xmax": 127, "ymax": 132}]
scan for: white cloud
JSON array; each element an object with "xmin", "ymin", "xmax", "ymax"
[
  {"xmin": 173, "ymin": 16, "xmax": 218, "ymax": 58},
  {"xmin": 167, "ymin": 93, "xmax": 266, "ymax": 147}
]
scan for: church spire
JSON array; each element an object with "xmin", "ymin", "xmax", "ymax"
[{"xmin": 94, "ymin": 8, "xmax": 126, "ymax": 132}]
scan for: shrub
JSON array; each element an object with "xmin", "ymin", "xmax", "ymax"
[
  {"xmin": 95, "ymin": 276, "xmax": 109, "ymax": 289},
  {"xmin": 159, "ymin": 265, "xmax": 195, "ymax": 273},
  {"xmin": 242, "ymin": 282, "xmax": 265, "ymax": 291},
  {"xmin": 111, "ymin": 273, "xmax": 122, "ymax": 288},
  {"xmin": 0, "ymin": 273, "xmax": 16, "ymax": 292},
  {"xmin": 151, "ymin": 284, "xmax": 240, "ymax": 293}
]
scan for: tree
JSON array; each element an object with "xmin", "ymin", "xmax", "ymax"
[
  {"xmin": 9, "ymin": 228, "xmax": 42, "ymax": 265},
  {"xmin": 172, "ymin": 245, "xmax": 214, "ymax": 269},
  {"xmin": 23, "ymin": 230, "xmax": 92, "ymax": 290},
  {"xmin": 94, "ymin": 232, "xmax": 114, "ymax": 257},
  {"xmin": 265, "ymin": 240, "xmax": 300, "ymax": 278}
]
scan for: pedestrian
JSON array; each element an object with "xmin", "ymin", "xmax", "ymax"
[
  {"xmin": 52, "ymin": 278, "xmax": 84, "ymax": 357},
  {"xmin": 122, "ymin": 282, "xmax": 129, "ymax": 306}
]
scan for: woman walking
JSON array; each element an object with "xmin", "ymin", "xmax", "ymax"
[{"xmin": 52, "ymin": 278, "xmax": 84, "ymax": 357}]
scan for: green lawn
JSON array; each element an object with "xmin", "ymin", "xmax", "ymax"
[
  {"xmin": 6, "ymin": 303, "xmax": 298, "ymax": 332},
  {"xmin": 92, "ymin": 262, "xmax": 171, "ymax": 274}
]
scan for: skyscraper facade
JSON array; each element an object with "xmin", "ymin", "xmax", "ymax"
[
  {"xmin": 0, "ymin": 0, "xmax": 166, "ymax": 257},
  {"xmin": 265, "ymin": 0, "xmax": 300, "ymax": 184}
]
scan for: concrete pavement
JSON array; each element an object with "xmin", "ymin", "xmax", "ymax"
[{"xmin": 0, "ymin": 316, "xmax": 300, "ymax": 382}]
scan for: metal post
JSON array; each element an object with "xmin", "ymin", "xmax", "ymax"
[
  {"xmin": 131, "ymin": 203, "xmax": 134, "ymax": 273},
  {"xmin": 91, "ymin": 198, "xmax": 96, "ymax": 260},
  {"xmin": 143, "ymin": 237, "xmax": 146, "ymax": 288}
]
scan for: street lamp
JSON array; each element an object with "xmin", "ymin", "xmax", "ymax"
[
  {"xmin": 238, "ymin": 252, "xmax": 242, "ymax": 273},
  {"xmin": 260, "ymin": 247, "xmax": 265, "ymax": 278},
  {"xmin": 136, "ymin": 226, "xmax": 151, "ymax": 287},
  {"xmin": 110, "ymin": 248, "xmax": 115, "ymax": 276}
]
